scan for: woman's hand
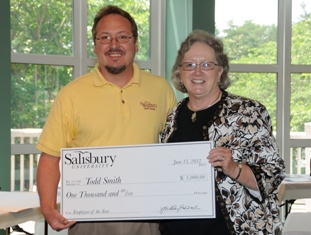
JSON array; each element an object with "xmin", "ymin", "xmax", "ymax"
[
  {"xmin": 207, "ymin": 147, "xmax": 258, "ymax": 190},
  {"xmin": 207, "ymin": 147, "xmax": 239, "ymax": 179}
]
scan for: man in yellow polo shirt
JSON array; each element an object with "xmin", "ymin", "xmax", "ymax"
[{"xmin": 36, "ymin": 5, "xmax": 176, "ymax": 235}]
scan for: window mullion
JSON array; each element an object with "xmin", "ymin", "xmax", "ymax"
[
  {"xmin": 11, "ymin": 53, "xmax": 76, "ymax": 66},
  {"xmin": 73, "ymin": 0, "xmax": 89, "ymax": 79},
  {"xmin": 278, "ymin": 0, "xmax": 292, "ymax": 173},
  {"xmin": 149, "ymin": 0, "xmax": 166, "ymax": 76}
]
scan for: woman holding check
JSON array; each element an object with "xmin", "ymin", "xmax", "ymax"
[{"xmin": 159, "ymin": 30, "xmax": 285, "ymax": 235}]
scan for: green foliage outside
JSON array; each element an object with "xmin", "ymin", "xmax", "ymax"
[
  {"xmin": 11, "ymin": 0, "xmax": 73, "ymax": 55},
  {"xmin": 10, "ymin": 1, "xmax": 311, "ymax": 134},
  {"xmin": 218, "ymin": 17, "xmax": 311, "ymax": 132},
  {"xmin": 11, "ymin": 0, "xmax": 74, "ymax": 128}
]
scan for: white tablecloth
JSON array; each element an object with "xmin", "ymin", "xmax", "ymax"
[
  {"xmin": 278, "ymin": 174, "xmax": 311, "ymax": 202},
  {"xmin": 0, "ymin": 191, "xmax": 43, "ymax": 229},
  {"xmin": 0, "ymin": 191, "xmax": 66, "ymax": 235}
]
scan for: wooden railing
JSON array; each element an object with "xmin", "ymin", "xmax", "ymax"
[
  {"xmin": 10, "ymin": 123, "xmax": 311, "ymax": 191},
  {"xmin": 11, "ymin": 129, "xmax": 41, "ymax": 191}
]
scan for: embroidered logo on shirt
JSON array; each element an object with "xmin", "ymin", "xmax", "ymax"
[{"xmin": 140, "ymin": 101, "xmax": 157, "ymax": 110}]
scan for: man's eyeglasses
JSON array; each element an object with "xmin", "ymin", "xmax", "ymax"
[
  {"xmin": 179, "ymin": 61, "xmax": 219, "ymax": 71},
  {"xmin": 95, "ymin": 35, "xmax": 134, "ymax": 44}
]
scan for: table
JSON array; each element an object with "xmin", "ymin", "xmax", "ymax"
[
  {"xmin": 282, "ymin": 212, "xmax": 311, "ymax": 235},
  {"xmin": 0, "ymin": 192, "xmax": 43, "ymax": 230},
  {"xmin": 278, "ymin": 174, "xmax": 311, "ymax": 218},
  {"xmin": 0, "ymin": 191, "xmax": 59, "ymax": 235}
]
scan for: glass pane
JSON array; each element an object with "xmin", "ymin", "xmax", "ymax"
[
  {"xmin": 290, "ymin": 147, "xmax": 310, "ymax": 174},
  {"xmin": 290, "ymin": 73, "xmax": 311, "ymax": 132},
  {"xmin": 215, "ymin": 0, "xmax": 277, "ymax": 64},
  {"xmin": 11, "ymin": 64, "xmax": 73, "ymax": 128},
  {"xmin": 292, "ymin": 1, "xmax": 311, "ymax": 65},
  {"xmin": 11, "ymin": 0, "xmax": 73, "ymax": 55},
  {"xmin": 227, "ymin": 73, "xmax": 277, "ymax": 132},
  {"xmin": 87, "ymin": 0, "xmax": 150, "ymax": 60}
]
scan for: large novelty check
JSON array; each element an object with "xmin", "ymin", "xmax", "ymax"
[{"xmin": 61, "ymin": 141, "xmax": 215, "ymax": 221}]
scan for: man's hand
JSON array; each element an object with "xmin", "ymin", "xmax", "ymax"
[
  {"xmin": 43, "ymin": 208, "xmax": 76, "ymax": 231},
  {"xmin": 37, "ymin": 153, "xmax": 76, "ymax": 231}
]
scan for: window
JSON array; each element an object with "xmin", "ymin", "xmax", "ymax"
[{"xmin": 215, "ymin": 0, "xmax": 311, "ymax": 174}]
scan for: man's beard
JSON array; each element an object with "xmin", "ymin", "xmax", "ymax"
[{"xmin": 105, "ymin": 65, "xmax": 126, "ymax": 74}]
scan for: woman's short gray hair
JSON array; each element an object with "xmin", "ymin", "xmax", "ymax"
[{"xmin": 171, "ymin": 29, "xmax": 230, "ymax": 93}]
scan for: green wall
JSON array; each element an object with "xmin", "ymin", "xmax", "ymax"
[
  {"xmin": 0, "ymin": 3, "xmax": 11, "ymax": 235},
  {"xmin": 0, "ymin": 0, "xmax": 11, "ymax": 196},
  {"xmin": 193, "ymin": 0, "xmax": 215, "ymax": 33},
  {"xmin": 166, "ymin": 0, "xmax": 215, "ymax": 101},
  {"xmin": 166, "ymin": 0, "xmax": 192, "ymax": 101}
]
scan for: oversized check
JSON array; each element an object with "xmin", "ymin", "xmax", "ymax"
[{"xmin": 61, "ymin": 141, "xmax": 215, "ymax": 221}]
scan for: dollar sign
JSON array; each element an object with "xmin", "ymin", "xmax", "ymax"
[{"xmin": 180, "ymin": 176, "xmax": 183, "ymax": 181}]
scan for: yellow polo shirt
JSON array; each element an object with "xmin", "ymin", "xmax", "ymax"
[{"xmin": 37, "ymin": 63, "xmax": 176, "ymax": 157}]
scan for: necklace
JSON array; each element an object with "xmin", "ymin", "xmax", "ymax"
[{"xmin": 188, "ymin": 92, "xmax": 222, "ymax": 122}]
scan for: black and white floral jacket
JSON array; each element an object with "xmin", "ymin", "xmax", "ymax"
[{"xmin": 160, "ymin": 91, "xmax": 285, "ymax": 235}]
